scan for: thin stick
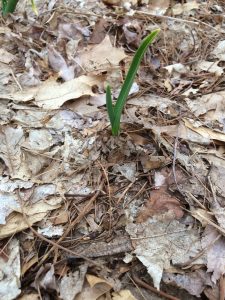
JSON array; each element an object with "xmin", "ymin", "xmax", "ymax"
[{"xmin": 132, "ymin": 270, "xmax": 180, "ymax": 300}]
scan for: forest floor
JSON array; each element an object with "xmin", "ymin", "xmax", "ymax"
[{"xmin": 0, "ymin": 0, "xmax": 225, "ymax": 299}]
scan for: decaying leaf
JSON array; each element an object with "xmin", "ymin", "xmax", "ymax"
[
  {"xmin": 136, "ymin": 189, "xmax": 184, "ymax": 222},
  {"xmin": 0, "ymin": 126, "xmax": 24, "ymax": 177},
  {"xmin": 48, "ymin": 46, "xmax": 75, "ymax": 81},
  {"xmin": 184, "ymin": 119, "xmax": 225, "ymax": 143},
  {"xmin": 59, "ymin": 265, "xmax": 88, "ymax": 300},
  {"xmin": 212, "ymin": 40, "xmax": 225, "ymax": 61},
  {"xmin": 0, "ymin": 184, "xmax": 61, "ymax": 239},
  {"xmin": 0, "ymin": 238, "xmax": 21, "ymax": 299},
  {"xmin": 148, "ymin": 0, "xmax": 170, "ymax": 16},
  {"xmin": 0, "ymin": 49, "xmax": 15, "ymax": 64},
  {"xmin": 163, "ymin": 269, "xmax": 212, "ymax": 297},
  {"xmin": 172, "ymin": 1, "xmax": 200, "ymax": 15},
  {"xmin": 195, "ymin": 60, "xmax": 223, "ymax": 76},
  {"xmin": 202, "ymin": 226, "xmax": 225, "ymax": 283},
  {"xmin": 186, "ymin": 91, "xmax": 225, "ymax": 123},
  {"xmin": 0, "ymin": 75, "xmax": 103, "ymax": 110},
  {"xmin": 126, "ymin": 214, "xmax": 203, "ymax": 289}
]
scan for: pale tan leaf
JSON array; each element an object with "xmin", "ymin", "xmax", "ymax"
[
  {"xmin": 112, "ymin": 289, "xmax": 137, "ymax": 300},
  {"xmin": 184, "ymin": 119, "xmax": 225, "ymax": 143},
  {"xmin": 77, "ymin": 35, "xmax": 127, "ymax": 74},
  {"xmin": 35, "ymin": 75, "xmax": 101, "ymax": 109}
]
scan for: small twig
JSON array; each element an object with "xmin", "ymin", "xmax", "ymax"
[
  {"xmin": 132, "ymin": 270, "xmax": 180, "ymax": 300},
  {"xmin": 195, "ymin": 212, "xmax": 225, "ymax": 236},
  {"xmin": 208, "ymin": 175, "xmax": 218, "ymax": 203},
  {"xmin": 125, "ymin": 181, "xmax": 147, "ymax": 207},
  {"xmin": 117, "ymin": 182, "xmax": 134, "ymax": 205},
  {"xmin": 128, "ymin": 273, "xmax": 148, "ymax": 300},
  {"xmin": 186, "ymin": 192, "xmax": 206, "ymax": 210},
  {"xmin": 11, "ymin": 69, "xmax": 23, "ymax": 91}
]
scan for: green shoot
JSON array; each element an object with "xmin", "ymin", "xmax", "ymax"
[
  {"xmin": 2, "ymin": 0, "xmax": 19, "ymax": 16},
  {"xmin": 2, "ymin": 0, "xmax": 37, "ymax": 16},
  {"xmin": 106, "ymin": 29, "xmax": 160, "ymax": 136}
]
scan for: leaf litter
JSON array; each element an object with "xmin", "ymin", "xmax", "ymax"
[{"xmin": 0, "ymin": 0, "xmax": 225, "ymax": 299}]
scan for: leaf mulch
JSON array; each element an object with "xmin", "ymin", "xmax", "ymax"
[{"xmin": 0, "ymin": 0, "xmax": 225, "ymax": 299}]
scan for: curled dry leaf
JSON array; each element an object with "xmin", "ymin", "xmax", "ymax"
[
  {"xmin": 123, "ymin": 20, "xmax": 142, "ymax": 45},
  {"xmin": 184, "ymin": 119, "xmax": 225, "ymax": 143},
  {"xmin": 76, "ymin": 274, "xmax": 112, "ymax": 300},
  {"xmin": 0, "ymin": 126, "xmax": 24, "ymax": 177}
]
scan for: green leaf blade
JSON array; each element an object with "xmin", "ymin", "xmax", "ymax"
[{"xmin": 111, "ymin": 29, "xmax": 160, "ymax": 135}]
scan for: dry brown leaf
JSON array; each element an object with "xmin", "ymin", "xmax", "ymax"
[
  {"xmin": 202, "ymin": 226, "xmax": 225, "ymax": 283},
  {"xmin": 76, "ymin": 274, "xmax": 112, "ymax": 300},
  {"xmin": 136, "ymin": 189, "xmax": 184, "ymax": 223},
  {"xmin": 21, "ymin": 255, "xmax": 39, "ymax": 276},
  {"xmin": 0, "ymin": 126, "xmax": 24, "ymax": 177},
  {"xmin": 141, "ymin": 155, "xmax": 168, "ymax": 171},
  {"xmin": 0, "ymin": 238, "xmax": 21, "ymax": 299},
  {"xmin": 0, "ymin": 75, "xmax": 103, "ymax": 110},
  {"xmin": 191, "ymin": 208, "xmax": 213, "ymax": 227},
  {"xmin": 163, "ymin": 269, "xmax": 212, "ymax": 297},
  {"xmin": 34, "ymin": 264, "xmax": 58, "ymax": 292},
  {"xmin": 86, "ymin": 274, "xmax": 112, "ymax": 288},
  {"xmin": 18, "ymin": 294, "xmax": 39, "ymax": 300},
  {"xmin": 112, "ymin": 289, "xmax": 137, "ymax": 300},
  {"xmin": 35, "ymin": 75, "xmax": 102, "ymax": 109},
  {"xmin": 77, "ymin": 35, "xmax": 127, "ymax": 74},
  {"xmin": 152, "ymin": 122, "xmax": 211, "ymax": 144},
  {"xmin": 184, "ymin": 119, "xmax": 225, "ymax": 143},
  {"xmin": 0, "ymin": 199, "xmax": 61, "ymax": 239},
  {"xmin": 90, "ymin": 19, "xmax": 109, "ymax": 44},
  {"xmin": 123, "ymin": 20, "xmax": 142, "ymax": 46},
  {"xmin": 126, "ymin": 214, "xmax": 203, "ymax": 289},
  {"xmin": 0, "ymin": 49, "xmax": 15, "ymax": 64},
  {"xmin": 59, "ymin": 265, "xmax": 88, "ymax": 300},
  {"xmin": 172, "ymin": 1, "xmax": 199, "ymax": 15},
  {"xmin": 128, "ymin": 94, "xmax": 176, "ymax": 114},
  {"xmin": 195, "ymin": 60, "xmax": 223, "ymax": 76},
  {"xmin": 186, "ymin": 91, "xmax": 225, "ymax": 123},
  {"xmin": 212, "ymin": 40, "xmax": 225, "ymax": 61},
  {"xmin": 148, "ymin": 0, "xmax": 170, "ymax": 16}
]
